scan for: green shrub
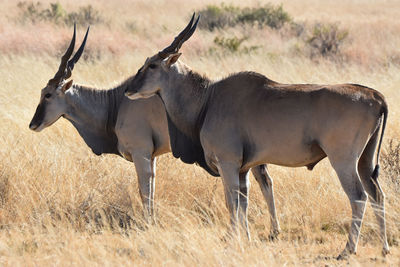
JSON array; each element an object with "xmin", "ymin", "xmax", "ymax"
[
  {"xmin": 17, "ymin": 1, "xmax": 103, "ymax": 26},
  {"xmin": 197, "ymin": 4, "xmax": 239, "ymax": 31},
  {"xmin": 197, "ymin": 3, "xmax": 291, "ymax": 31},
  {"xmin": 214, "ymin": 36, "xmax": 246, "ymax": 52},
  {"xmin": 64, "ymin": 5, "xmax": 103, "ymax": 26},
  {"xmin": 306, "ymin": 23, "xmax": 348, "ymax": 57},
  {"xmin": 238, "ymin": 4, "xmax": 291, "ymax": 29},
  {"xmin": 17, "ymin": 2, "xmax": 56, "ymax": 23},
  {"xmin": 212, "ymin": 36, "xmax": 259, "ymax": 54},
  {"xmin": 289, "ymin": 21, "xmax": 306, "ymax": 37}
]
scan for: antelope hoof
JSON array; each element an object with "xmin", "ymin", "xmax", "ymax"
[
  {"xmin": 336, "ymin": 249, "xmax": 354, "ymax": 261},
  {"xmin": 268, "ymin": 230, "xmax": 280, "ymax": 241},
  {"xmin": 336, "ymin": 253, "xmax": 350, "ymax": 261},
  {"xmin": 382, "ymin": 247, "xmax": 390, "ymax": 257}
]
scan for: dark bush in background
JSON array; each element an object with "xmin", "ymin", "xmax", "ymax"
[
  {"xmin": 306, "ymin": 23, "xmax": 349, "ymax": 57},
  {"xmin": 238, "ymin": 4, "xmax": 291, "ymax": 29},
  {"xmin": 197, "ymin": 4, "xmax": 291, "ymax": 31},
  {"xmin": 17, "ymin": 1, "xmax": 104, "ymax": 26}
]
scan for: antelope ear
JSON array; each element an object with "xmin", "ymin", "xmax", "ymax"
[
  {"xmin": 62, "ymin": 79, "xmax": 73, "ymax": 93},
  {"xmin": 166, "ymin": 53, "xmax": 181, "ymax": 67}
]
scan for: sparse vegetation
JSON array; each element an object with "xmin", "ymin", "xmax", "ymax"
[
  {"xmin": 197, "ymin": 4, "xmax": 239, "ymax": 31},
  {"xmin": 17, "ymin": 1, "xmax": 65, "ymax": 24},
  {"xmin": 197, "ymin": 3, "xmax": 291, "ymax": 31},
  {"xmin": 212, "ymin": 36, "xmax": 259, "ymax": 54},
  {"xmin": 306, "ymin": 23, "xmax": 349, "ymax": 58},
  {"xmin": 197, "ymin": 3, "xmax": 349, "ymax": 60},
  {"xmin": 64, "ymin": 5, "xmax": 103, "ymax": 26},
  {"xmin": 213, "ymin": 36, "xmax": 246, "ymax": 52},
  {"xmin": 238, "ymin": 4, "xmax": 291, "ymax": 29},
  {"xmin": 17, "ymin": 1, "xmax": 104, "ymax": 26}
]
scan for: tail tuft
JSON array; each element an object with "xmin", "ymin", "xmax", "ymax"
[
  {"xmin": 371, "ymin": 100, "xmax": 387, "ymax": 182},
  {"xmin": 372, "ymin": 164, "xmax": 380, "ymax": 180}
]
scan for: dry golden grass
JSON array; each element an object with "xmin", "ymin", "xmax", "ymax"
[{"xmin": 1, "ymin": 0, "xmax": 400, "ymax": 265}]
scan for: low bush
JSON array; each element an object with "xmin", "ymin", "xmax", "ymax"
[
  {"xmin": 213, "ymin": 36, "xmax": 246, "ymax": 52},
  {"xmin": 211, "ymin": 35, "xmax": 259, "ymax": 54},
  {"xmin": 306, "ymin": 23, "xmax": 348, "ymax": 57},
  {"xmin": 17, "ymin": 1, "xmax": 104, "ymax": 26},
  {"xmin": 197, "ymin": 3, "xmax": 291, "ymax": 31},
  {"xmin": 238, "ymin": 4, "xmax": 291, "ymax": 29},
  {"xmin": 197, "ymin": 4, "xmax": 239, "ymax": 31},
  {"xmin": 64, "ymin": 5, "xmax": 103, "ymax": 26}
]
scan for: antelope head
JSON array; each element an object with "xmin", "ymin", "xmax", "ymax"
[
  {"xmin": 29, "ymin": 25, "xmax": 89, "ymax": 131},
  {"xmin": 125, "ymin": 13, "xmax": 200, "ymax": 100}
]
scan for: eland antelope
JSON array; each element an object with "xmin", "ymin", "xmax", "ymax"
[
  {"xmin": 125, "ymin": 14, "xmax": 390, "ymax": 258},
  {"xmin": 29, "ymin": 26, "xmax": 280, "ymax": 235}
]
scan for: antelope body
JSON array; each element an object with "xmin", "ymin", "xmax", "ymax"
[
  {"xmin": 125, "ymin": 14, "xmax": 390, "ymax": 258},
  {"xmin": 29, "ymin": 26, "xmax": 281, "ymax": 234},
  {"xmin": 28, "ymin": 26, "xmax": 171, "ymax": 218}
]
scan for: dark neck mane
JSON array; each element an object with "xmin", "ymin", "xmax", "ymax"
[
  {"xmin": 186, "ymin": 70, "xmax": 213, "ymax": 131},
  {"xmin": 186, "ymin": 70, "xmax": 211, "ymax": 95},
  {"xmin": 164, "ymin": 67, "xmax": 218, "ymax": 176}
]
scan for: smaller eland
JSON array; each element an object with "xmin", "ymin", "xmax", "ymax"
[
  {"xmin": 29, "ymin": 25, "xmax": 281, "ymax": 236},
  {"xmin": 29, "ymin": 24, "xmax": 170, "ymax": 220}
]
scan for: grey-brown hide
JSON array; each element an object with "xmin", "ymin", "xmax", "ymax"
[
  {"xmin": 29, "ymin": 26, "xmax": 280, "ymax": 234},
  {"xmin": 125, "ymin": 14, "xmax": 389, "ymax": 258},
  {"xmin": 29, "ymin": 26, "xmax": 171, "ymax": 219}
]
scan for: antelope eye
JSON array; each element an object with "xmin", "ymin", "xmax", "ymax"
[
  {"xmin": 44, "ymin": 93, "xmax": 52, "ymax": 99},
  {"xmin": 148, "ymin": 63, "xmax": 157, "ymax": 69}
]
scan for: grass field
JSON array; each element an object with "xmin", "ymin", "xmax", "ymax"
[{"xmin": 1, "ymin": 0, "xmax": 400, "ymax": 265}]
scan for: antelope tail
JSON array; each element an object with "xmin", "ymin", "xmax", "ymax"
[{"xmin": 371, "ymin": 103, "xmax": 388, "ymax": 180}]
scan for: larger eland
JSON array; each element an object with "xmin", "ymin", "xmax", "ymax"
[
  {"xmin": 29, "ymin": 25, "xmax": 281, "ymax": 236},
  {"xmin": 125, "ymin": 14, "xmax": 389, "ymax": 258}
]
